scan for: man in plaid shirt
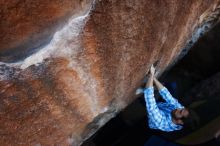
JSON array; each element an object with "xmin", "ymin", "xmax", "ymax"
[{"xmin": 144, "ymin": 65, "xmax": 189, "ymax": 132}]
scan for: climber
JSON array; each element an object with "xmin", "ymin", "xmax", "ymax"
[{"xmin": 144, "ymin": 65, "xmax": 194, "ymax": 132}]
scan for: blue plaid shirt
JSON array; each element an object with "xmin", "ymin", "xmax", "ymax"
[{"xmin": 144, "ymin": 87, "xmax": 184, "ymax": 132}]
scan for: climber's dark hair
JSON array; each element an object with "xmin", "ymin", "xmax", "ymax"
[{"xmin": 182, "ymin": 109, "xmax": 200, "ymax": 130}]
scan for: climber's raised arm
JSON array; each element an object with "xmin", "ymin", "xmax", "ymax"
[
  {"xmin": 146, "ymin": 65, "xmax": 155, "ymax": 88},
  {"xmin": 144, "ymin": 66, "xmax": 164, "ymax": 128},
  {"xmin": 153, "ymin": 76, "xmax": 164, "ymax": 90},
  {"xmin": 153, "ymin": 77, "xmax": 184, "ymax": 109}
]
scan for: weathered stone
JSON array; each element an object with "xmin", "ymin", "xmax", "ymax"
[
  {"xmin": 0, "ymin": 0, "xmax": 220, "ymax": 145},
  {"xmin": 0, "ymin": 0, "xmax": 93, "ymax": 62}
]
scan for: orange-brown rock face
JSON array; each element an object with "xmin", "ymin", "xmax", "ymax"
[
  {"xmin": 0, "ymin": 0, "xmax": 93, "ymax": 62},
  {"xmin": 0, "ymin": 0, "xmax": 220, "ymax": 145}
]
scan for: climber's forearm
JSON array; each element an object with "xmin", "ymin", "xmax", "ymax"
[
  {"xmin": 153, "ymin": 77, "xmax": 164, "ymax": 90},
  {"xmin": 146, "ymin": 74, "xmax": 154, "ymax": 88}
]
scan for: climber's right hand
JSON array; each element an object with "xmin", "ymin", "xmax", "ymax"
[{"xmin": 150, "ymin": 65, "xmax": 155, "ymax": 75}]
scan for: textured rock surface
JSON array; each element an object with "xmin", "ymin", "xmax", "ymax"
[
  {"xmin": 0, "ymin": 0, "xmax": 220, "ymax": 145},
  {"xmin": 0, "ymin": 0, "xmax": 93, "ymax": 62}
]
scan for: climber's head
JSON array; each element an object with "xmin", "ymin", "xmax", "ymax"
[
  {"xmin": 172, "ymin": 108, "xmax": 199, "ymax": 130},
  {"xmin": 172, "ymin": 108, "xmax": 189, "ymax": 125}
]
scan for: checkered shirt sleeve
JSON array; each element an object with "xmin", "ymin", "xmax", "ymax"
[
  {"xmin": 159, "ymin": 87, "xmax": 184, "ymax": 109},
  {"xmin": 144, "ymin": 87, "xmax": 164, "ymax": 127}
]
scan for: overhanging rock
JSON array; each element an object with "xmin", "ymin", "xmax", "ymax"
[{"xmin": 0, "ymin": 0, "xmax": 220, "ymax": 145}]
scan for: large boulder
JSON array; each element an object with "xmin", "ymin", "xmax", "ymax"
[{"xmin": 0, "ymin": 0, "xmax": 220, "ymax": 145}]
